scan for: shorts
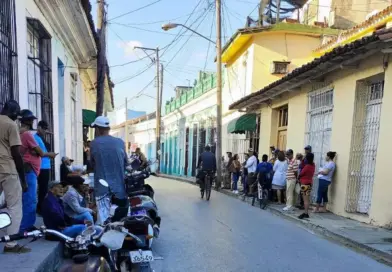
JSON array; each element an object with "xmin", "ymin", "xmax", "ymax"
[
  {"xmin": 300, "ymin": 184, "xmax": 312, "ymax": 196},
  {"xmin": 272, "ymin": 184, "xmax": 285, "ymax": 190}
]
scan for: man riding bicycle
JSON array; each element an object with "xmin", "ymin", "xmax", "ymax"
[{"xmin": 196, "ymin": 146, "xmax": 216, "ymax": 192}]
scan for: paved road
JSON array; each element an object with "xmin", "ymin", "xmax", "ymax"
[{"xmin": 148, "ymin": 176, "xmax": 391, "ymax": 272}]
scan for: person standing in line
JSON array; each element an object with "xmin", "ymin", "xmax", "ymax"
[
  {"xmin": 224, "ymin": 152, "xmax": 234, "ymax": 189},
  {"xmin": 271, "ymin": 151, "xmax": 288, "ymax": 204},
  {"xmin": 34, "ymin": 120, "xmax": 54, "ymax": 214},
  {"xmin": 90, "ymin": 116, "xmax": 128, "ymax": 225},
  {"xmin": 297, "ymin": 145, "xmax": 312, "ymax": 209},
  {"xmin": 255, "ymin": 154, "xmax": 273, "ymax": 199},
  {"xmin": 283, "ymin": 149, "xmax": 298, "ymax": 211},
  {"xmin": 19, "ymin": 110, "xmax": 57, "ymax": 233},
  {"xmin": 0, "ymin": 100, "xmax": 30, "ymax": 253},
  {"xmin": 245, "ymin": 148, "xmax": 258, "ymax": 195},
  {"xmin": 298, "ymin": 152, "xmax": 316, "ymax": 219},
  {"xmin": 315, "ymin": 151, "xmax": 337, "ymax": 213},
  {"xmin": 241, "ymin": 153, "xmax": 249, "ymax": 194},
  {"xmin": 231, "ymin": 154, "xmax": 241, "ymax": 194}
]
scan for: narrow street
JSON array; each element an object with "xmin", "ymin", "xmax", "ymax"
[{"xmin": 148, "ymin": 176, "xmax": 391, "ymax": 272}]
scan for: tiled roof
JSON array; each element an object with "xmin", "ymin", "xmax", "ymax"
[
  {"xmin": 314, "ymin": 5, "xmax": 392, "ymax": 53},
  {"xmin": 80, "ymin": 0, "xmax": 115, "ymax": 109},
  {"xmin": 229, "ymin": 28, "xmax": 392, "ymax": 110}
]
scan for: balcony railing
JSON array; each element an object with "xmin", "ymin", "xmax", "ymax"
[{"xmin": 165, "ymin": 73, "xmax": 223, "ymax": 115}]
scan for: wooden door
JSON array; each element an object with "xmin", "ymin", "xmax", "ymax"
[{"xmin": 277, "ymin": 130, "xmax": 287, "ymax": 151}]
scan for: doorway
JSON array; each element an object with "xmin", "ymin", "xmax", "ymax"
[
  {"xmin": 191, "ymin": 124, "xmax": 198, "ymax": 177},
  {"xmin": 184, "ymin": 127, "xmax": 189, "ymax": 176},
  {"xmin": 277, "ymin": 106, "xmax": 288, "ymax": 151}
]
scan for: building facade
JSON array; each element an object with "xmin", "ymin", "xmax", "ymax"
[
  {"xmin": 229, "ymin": 8, "xmax": 392, "ymax": 227},
  {"xmin": 161, "ymin": 72, "xmax": 218, "ymax": 177},
  {"xmin": 2, "ymin": 0, "xmax": 114, "ymax": 179},
  {"xmin": 221, "ymin": 23, "xmax": 339, "ymax": 161}
]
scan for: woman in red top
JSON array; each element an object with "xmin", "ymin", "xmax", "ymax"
[{"xmin": 298, "ymin": 152, "xmax": 315, "ymax": 219}]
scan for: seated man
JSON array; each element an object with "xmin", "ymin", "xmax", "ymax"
[
  {"xmin": 62, "ymin": 176, "xmax": 95, "ymax": 223},
  {"xmin": 41, "ymin": 180, "xmax": 96, "ymax": 238}
]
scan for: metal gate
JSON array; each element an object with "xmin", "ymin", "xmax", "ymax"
[
  {"xmin": 305, "ymin": 84, "xmax": 334, "ymax": 202},
  {"xmin": 0, "ymin": 0, "xmax": 18, "ymax": 109},
  {"xmin": 346, "ymin": 80, "xmax": 384, "ymax": 214}
]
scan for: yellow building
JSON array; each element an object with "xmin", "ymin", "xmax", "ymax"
[
  {"xmin": 229, "ymin": 7, "xmax": 392, "ymax": 227},
  {"xmin": 222, "ymin": 22, "xmax": 339, "ymax": 160}
]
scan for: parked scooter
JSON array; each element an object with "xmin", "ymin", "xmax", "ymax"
[{"xmin": 99, "ymin": 179, "xmax": 157, "ymax": 271}]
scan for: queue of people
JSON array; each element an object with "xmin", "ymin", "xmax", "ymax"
[{"xmin": 226, "ymin": 144, "xmax": 337, "ymax": 220}]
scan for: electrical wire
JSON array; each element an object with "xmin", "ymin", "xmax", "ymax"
[
  {"xmin": 109, "ymin": 23, "xmax": 197, "ymax": 37},
  {"xmin": 204, "ymin": 9, "xmax": 215, "ymax": 72},
  {"xmin": 108, "ymin": 0, "xmax": 163, "ymax": 21},
  {"xmin": 164, "ymin": 3, "xmax": 214, "ymax": 68},
  {"xmin": 113, "ymin": 64, "xmax": 154, "ymax": 85}
]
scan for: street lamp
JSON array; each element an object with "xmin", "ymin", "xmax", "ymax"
[
  {"xmin": 162, "ymin": 9, "xmax": 223, "ymax": 190},
  {"xmin": 161, "ymin": 23, "xmax": 216, "ymax": 45}
]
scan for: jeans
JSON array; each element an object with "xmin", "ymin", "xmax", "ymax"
[
  {"xmin": 232, "ymin": 173, "xmax": 239, "ymax": 190},
  {"xmin": 20, "ymin": 171, "xmax": 37, "ymax": 233},
  {"xmin": 242, "ymin": 174, "xmax": 248, "ymax": 193},
  {"xmin": 73, "ymin": 211, "xmax": 94, "ymax": 223},
  {"xmin": 61, "ymin": 225, "xmax": 103, "ymax": 238},
  {"xmin": 317, "ymin": 179, "xmax": 331, "ymax": 204},
  {"xmin": 37, "ymin": 169, "xmax": 50, "ymax": 212}
]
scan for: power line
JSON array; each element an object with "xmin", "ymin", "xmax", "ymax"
[
  {"xmin": 113, "ymin": 64, "xmax": 154, "ymax": 85},
  {"xmin": 204, "ymin": 9, "xmax": 215, "ymax": 72},
  {"xmin": 108, "ymin": 0, "xmax": 162, "ymax": 21},
  {"xmin": 165, "ymin": 3, "xmax": 214, "ymax": 68},
  {"xmin": 109, "ymin": 23, "xmax": 197, "ymax": 36}
]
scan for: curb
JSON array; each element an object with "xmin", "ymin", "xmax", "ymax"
[
  {"xmin": 158, "ymin": 174, "xmax": 392, "ymax": 267},
  {"xmin": 36, "ymin": 242, "xmax": 63, "ymax": 272}
]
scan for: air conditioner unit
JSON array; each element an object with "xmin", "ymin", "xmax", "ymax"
[
  {"xmin": 270, "ymin": 61, "xmax": 290, "ymax": 75},
  {"xmin": 328, "ymin": 10, "xmax": 336, "ymax": 28}
]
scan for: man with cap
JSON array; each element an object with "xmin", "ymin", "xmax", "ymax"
[
  {"xmin": 90, "ymin": 116, "xmax": 127, "ymax": 224},
  {"xmin": 60, "ymin": 156, "xmax": 74, "ymax": 184},
  {"xmin": 283, "ymin": 149, "xmax": 299, "ymax": 211},
  {"xmin": 42, "ymin": 180, "xmax": 98, "ymax": 238},
  {"xmin": 34, "ymin": 120, "xmax": 54, "ymax": 214},
  {"xmin": 0, "ymin": 100, "xmax": 30, "ymax": 253},
  {"xmin": 62, "ymin": 176, "xmax": 95, "ymax": 223},
  {"xmin": 19, "ymin": 109, "xmax": 57, "ymax": 233}
]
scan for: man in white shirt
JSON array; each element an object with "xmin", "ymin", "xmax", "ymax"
[{"xmin": 245, "ymin": 148, "xmax": 258, "ymax": 194}]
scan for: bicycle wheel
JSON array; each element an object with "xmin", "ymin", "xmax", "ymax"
[
  {"xmin": 261, "ymin": 189, "xmax": 269, "ymax": 210},
  {"xmin": 206, "ymin": 176, "xmax": 211, "ymax": 201}
]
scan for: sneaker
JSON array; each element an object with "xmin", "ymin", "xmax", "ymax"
[
  {"xmin": 283, "ymin": 206, "xmax": 293, "ymax": 211},
  {"xmin": 298, "ymin": 213, "xmax": 309, "ymax": 220},
  {"xmin": 3, "ymin": 244, "xmax": 31, "ymax": 254}
]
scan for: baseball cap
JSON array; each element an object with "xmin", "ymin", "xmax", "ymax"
[
  {"xmin": 91, "ymin": 116, "xmax": 110, "ymax": 128},
  {"xmin": 304, "ymin": 145, "xmax": 312, "ymax": 151},
  {"xmin": 19, "ymin": 109, "xmax": 37, "ymax": 121},
  {"xmin": 38, "ymin": 120, "xmax": 49, "ymax": 130},
  {"xmin": 48, "ymin": 180, "xmax": 61, "ymax": 189},
  {"xmin": 286, "ymin": 149, "xmax": 294, "ymax": 155}
]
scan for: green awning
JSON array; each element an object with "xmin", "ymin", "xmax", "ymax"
[
  {"xmin": 227, "ymin": 113, "xmax": 257, "ymax": 134},
  {"xmin": 83, "ymin": 109, "xmax": 96, "ymax": 126}
]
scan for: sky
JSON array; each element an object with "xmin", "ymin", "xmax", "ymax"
[{"xmin": 90, "ymin": 0, "xmax": 262, "ymax": 114}]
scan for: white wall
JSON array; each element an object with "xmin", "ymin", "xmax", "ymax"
[{"xmin": 16, "ymin": 0, "xmax": 85, "ymax": 178}]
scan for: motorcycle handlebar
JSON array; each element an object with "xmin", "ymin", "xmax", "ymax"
[{"xmin": 0, "ymin": 229, "xmax": 74, "ymax": 243}]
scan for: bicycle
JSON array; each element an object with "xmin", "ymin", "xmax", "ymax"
[{"xmin": 200, "ymin": 171, "xmax": 213, "ymax": 201}]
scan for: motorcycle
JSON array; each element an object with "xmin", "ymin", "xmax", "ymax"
[
  {"xmin": 99, "ymin": 179, "xmax": 157, "ymax": 272},
  {"xmin": 0, "ymin": 212, "xmax": 112, "ymax": 271}
]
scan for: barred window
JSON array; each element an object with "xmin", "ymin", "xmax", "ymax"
[
  {"xmin": 26, "ymin": 18, "xmax": 54, "ymax": 179},
  {"xmin": 0, "ymin": 0, "xmax": 18, "ymax": 109}
]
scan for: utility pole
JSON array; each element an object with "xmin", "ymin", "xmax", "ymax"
[
  {"xmin": 155, "ymin": 48, "xmax": 161, "ymax": 173},
  {"xmin": 96, "ymin": 0, "xmax": 106, "ymax": 119},
  {"xmin": 216, "ymin": 0, "xmax": 223, "ymax": 189},
  {"xmin": 276, "ymin": 0, "xmax": 281, "ymax": 23},
  {"xmin": 124, "ymin": 98, "xmax": 128, "ymax": 154}
]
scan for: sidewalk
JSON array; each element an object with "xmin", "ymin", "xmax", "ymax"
[
  {"xmin": 0, "ymin": 216, "xmax": 62, "ymax": 272},
  {"xmin": 160, "ymin": 174, "xmax": 392, "ymax": 266}
]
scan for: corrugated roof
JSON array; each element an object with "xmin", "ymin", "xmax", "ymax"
[{"xmin": 229, "ymin": 28, "xmax": 392, "ymax": 110}]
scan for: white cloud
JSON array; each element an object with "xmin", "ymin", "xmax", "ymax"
[{"xmin": 118, "ymin": 40, "xmax": 143, "ymax": 58}]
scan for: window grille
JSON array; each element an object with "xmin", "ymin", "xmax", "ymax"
[{"xmin": 0, "ymin": 0, "xmax": 18, "ymax": 110}]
